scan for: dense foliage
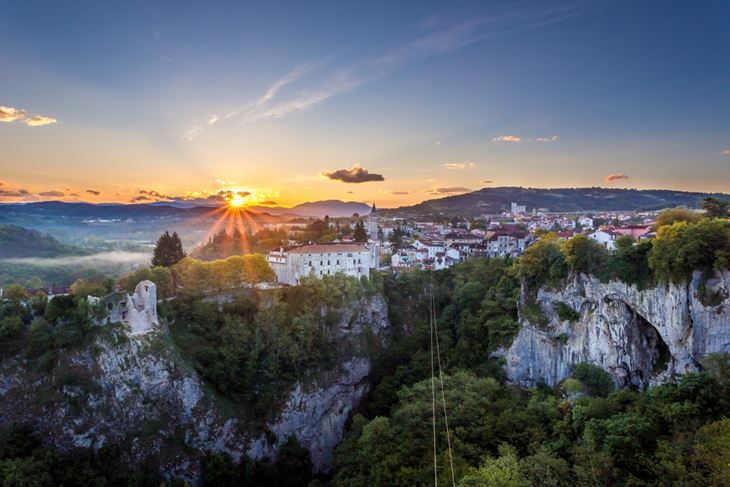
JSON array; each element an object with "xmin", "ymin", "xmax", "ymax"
[
  {"xmin": 191, "ymin": 228, "xmax": 289, "ymax": 261},
  {"xmin": 0, "ymin": 224, "xmax": 83, "ymax": 259},
  {"xmin": 517, "ymin": 217, "xmax": 729, "ymax": 291},
  {"xmin": 169, "ymin": 273, "xmax": 379, "ymax": 415}
]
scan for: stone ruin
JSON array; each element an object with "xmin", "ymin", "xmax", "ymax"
[{"xmin": 90, "ymin": 280, "xmax": 158, "ymax": 334}]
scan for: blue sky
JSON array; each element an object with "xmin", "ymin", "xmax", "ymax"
[{"xmin": 1, "ymin": 0, "xmax": 729, "ymax": 206}]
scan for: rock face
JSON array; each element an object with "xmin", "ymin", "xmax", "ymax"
[
  {"xmin": 505, "ymin": 270, "xmax": 730, "ymax": 388},
  {"xmin": 0, "ymin": 292, "xmax": 389, "ymax": 484}
]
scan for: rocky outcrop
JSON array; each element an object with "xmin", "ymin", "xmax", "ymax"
[
  {"xmin": 0, "ymin": 292, "xmax": 389, "ymax": 483},
  {"xmin": 504, "ymin": 270, "xmax": 730, "ymax": 388}
]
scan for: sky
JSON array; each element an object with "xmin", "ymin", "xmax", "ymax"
[{"xmin": 1, "ymin": 0, "xmax": 729, "ymax": 208}]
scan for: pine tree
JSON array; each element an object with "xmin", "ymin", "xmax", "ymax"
[
  {"xmin": 152, "ymin": 231, "xmax": 187, "ymax": 267},
  {"xmin": 353, "ymin": 219, "xmax": 368, "ymax": 242}
]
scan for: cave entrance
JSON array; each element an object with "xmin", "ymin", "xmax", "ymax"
[{"xmin": 632, "ymin": 309, "xmax": 672, "ymax": 377}]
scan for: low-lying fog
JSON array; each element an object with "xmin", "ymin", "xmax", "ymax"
[{"xmin": 0, "ymin": 251, "xmax": 152, "ymax": 267}]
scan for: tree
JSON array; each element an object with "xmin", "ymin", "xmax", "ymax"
[
  {"xmin": 353, "ymin": 219, "xmax": 368, "ymax": 242},
  {"xmin": 572, "ymin": 363, "xmax": 616, "ymax": 397},
  {"xmin": 152, "ymin": 231, "xmax": 186, "ymax": 267},
  {"xmin": 459, "ymin": 445, "xmax": 527, "ymax": 487},
  {"xmin": 563, "ymin": 234, "xmax": 607, "ymax": 276},
  {"xmin": 70, "ymin": 278, "xmax": 108, "ymax": 298},
  {"xmin": 701, "ymin": 197, "xmax": 729, "ymax": 219},
  {"xmin": 655, "ymin": 208, "xmax": 700, "ymax": 229},
  {"xmin": 3, "ymin": 284, "xmax": 28, "ymax": 302},
  {"xmin": 649, "ymin": 219, "xmax": 730, "ymax": 282}
]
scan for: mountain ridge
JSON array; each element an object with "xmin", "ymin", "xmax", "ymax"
[{"xmin": 384, "ymin": 186, "xmax": 729, "ymax": 216}]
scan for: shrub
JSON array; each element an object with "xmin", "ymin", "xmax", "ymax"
[
  {"xmin": 554, "ymin": 302, "xmax": 579, "ymax": 322},
  {"xmin": 572, "ymin": 363, "xmax": 616, "ymax": 397}
]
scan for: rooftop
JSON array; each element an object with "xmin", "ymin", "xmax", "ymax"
[{"xmin": 288, "ymin": 243, "xmax": 369, "ymax": 254}]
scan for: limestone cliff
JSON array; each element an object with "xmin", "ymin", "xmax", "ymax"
[
  {"xmin": 0, "ymin": 293, "xmax": 389, "ymax": 484},
  {"xmin": 504, "ymin": 270, "xmax": 730, "ymax": 388}
]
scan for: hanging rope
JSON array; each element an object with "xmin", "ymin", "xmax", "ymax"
[
  {"xmin": 430, "ymin": 275, "xmax": 457, "ymax": 487},
  {"xmin": 429, "ymin": 278, "xmax": 439, "ymax": 487}
]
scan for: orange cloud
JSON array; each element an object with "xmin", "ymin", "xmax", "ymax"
[
  {"xmin": 492, "ymin": 134, "xmax": 521, "ymax": 143},
  {"xmin": 604, "ymin": 173, "xmax": 629, "ymax": 182},
  {"xmin": 0, "ymin": 106, "xmax": 25, "ymax": 122}
]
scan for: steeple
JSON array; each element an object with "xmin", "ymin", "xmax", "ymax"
[{"xmin": 371, "ymin": 202, "xmax": 377, "ymax": 214}]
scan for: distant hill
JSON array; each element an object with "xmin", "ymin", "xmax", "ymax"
[
  {"xmin": 0, "ymin": 224, "xmax": 82, "ymax": 258},
  {"xmin": 249, "ymin": 200, "xmax": 373, "ymax": 218},
  {"xmin": 384, "ymin": 187, "xmax": 730, "ymax": 217},
  {"xmin": 0, "ymin": 201, "xmax": 283, "ymax": 222}
]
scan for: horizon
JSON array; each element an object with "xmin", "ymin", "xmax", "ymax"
[
  {"xmin": 2, "ymin": 185, "xmax": 729, "ymax": 211},
  {"xmin": 2, "ymin": 1, "xmax": 730, "ymax": 207}
]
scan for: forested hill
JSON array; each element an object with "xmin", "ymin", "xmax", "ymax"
[
  {"xmin": 385, "ymin": 187, "xmax": 730, "ymax": 216},
  {"xmin": 0, "ymin": 224, "xmax": 82, "ymax": 258}
]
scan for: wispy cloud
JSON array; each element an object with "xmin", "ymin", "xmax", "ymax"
[
  {"xmin": 38, "ymin": 190, "xmax": 65, "ymax": 197},
  {"xmin": 23, "ymin": 115, "xmax": 57, "ymax": 126},
  {"xmin": 0, "ymin": 106, "xmax": 57, "ymax": 126},
  {"xmin": 444, "ymin": 161, "xmax": 476, "ymax": 170},
  {"xmin": 86, "ymin": 189, "xmax": 101, "ymax": 196},
  {"xmin": 534, "ymin": 135, "xmax": 559, "ymax": 142},
  {"xmin": 427, "ymin": 187, "xmax": 472, "ymax": 195},
  {"xmin": 481, "ymin": 179, "xmax": 493, "ymax": 184},
  {"xmin": 604, "ymin": 173, "xmax": 629, "ymax": 182},
  {"xmin": 492, "ymin": 134, "xmax": 522, "ymax": 143},
  {"xmin": 322, "ymin": 165, "xmax": 385, "ymax": 183},
  {"xmin": 186, "ymin": 3, "xmax": 588, "ymax": 139},
  {"xmin": 391, "ymin": 191, "xmax": 410, "ymax": 195}
]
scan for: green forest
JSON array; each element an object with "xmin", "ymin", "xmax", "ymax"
[{"xmin": 0, "ymin": 216, "xmax": 729, "ymax": 485}]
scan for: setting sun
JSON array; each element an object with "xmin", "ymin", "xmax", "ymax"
[{"xmin": 229, "ymin": 194, "xmax": 246, "ymax": 208}]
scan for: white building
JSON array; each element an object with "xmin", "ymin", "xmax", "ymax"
[
  {"xmin": 266, "ymin": 243, "xmax": 376, "ymax": 285},
  {"xmin": 412, "ymin": 239, "xmax": 445, "ymax": 259},
  {"xmin": 578, "ymin": 216, "xmax": 594, "ymax": 229},
  {"xmin": 511, "ymin": 202, "xmax": 527, "ymax": 215},
  {"xmin": 588, "ymin": 229, "xmax": 620, "ymax": 251},
  {"xmin": 368, "ymin": 203, "xmax": 379, "ymax": 241}
]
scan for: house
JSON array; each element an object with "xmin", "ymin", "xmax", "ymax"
[
  {"xmin": 578, "ymin": 216, "xmax": 594, "ymax": 229},
  {"xmin": 612, "ymin": 225, "xmax": 652, "ymax": 239},
  {"xmin": 266, "ymin": 243, "xmax": 376, "ymax": 286},
  {"xmin": 485, "ymin": 227, "xmax": 530, "ymax": 257},
  {"xmin": 413, "ymin": 239, "xmax": 445, "ymax": 259},
  {"xmin": 588, "ymin": 229, "xmax": 622, "ymax": 250}
]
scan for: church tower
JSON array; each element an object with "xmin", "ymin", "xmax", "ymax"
[{"xmin": 368, "ymin": 202, "xmax": 378, "ymax": 241}]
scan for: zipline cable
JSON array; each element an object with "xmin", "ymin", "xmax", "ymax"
[
  {"xmin": 429, "ymin": 277, "xmax": 439, "ymax": 487},
  {"xmin": 430, "ymin": 274, "xmax": 457, "ymax": 487}
]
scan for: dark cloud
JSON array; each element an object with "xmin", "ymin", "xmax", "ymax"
[
  {"xmin": 39, "ymin": 190, "xmax": 65, "ymax": 197},
  {"xmin": 604, "ymin": 173, "xmax": 629, "ymax": 182},
  {"xmin": 69, "ymin": 193, "xmax": 80, "ymax": 197},
  {"xmin": 138, "ymin": 189, "xmax": 172, "ymax": 200},
  {"xmin": 86, "ymin": 189, "xmax": 101, "ymax": 196},
  {"xmin": 391, "ymin": 191, "xmax": 409, "ymax": 195},
  {"xmin": 132, "ymin": 195, "xmax": 151, "ymax": 202},
  {"xmin": 322, "ymin": 165, "xmax": 384, "ymax": 183},
  {"xmin": 481, "ymin": 180, "xmax": 493, "ymax": 184},
  {"xmin": 426, "ymin": 187, "xmax": 472, "ymax": 195},
  {"xmin": 257, "ymin": 200, "xmax": 279, "ymax": 206}
]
